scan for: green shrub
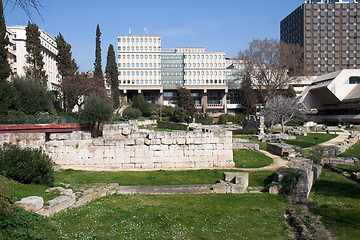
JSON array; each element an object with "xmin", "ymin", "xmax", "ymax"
[
  {"xmin": 157, "ymin": 121, "xmax": 187, "ymax": 131},
  {"xmin": 122, "ymin": 107, "xmax": 142, "ymax": 120},
  {"xmin": 0, "ymin": 143, "xmax": 54, "ymax": 186},
  {"xmin": 162, "ymin": 106, "xmax": 175, "ymax": 117},
  {"xmin": 0, "ymin": 205, "xmax": 61, "ymax": 239},
  {"xmin": 232, "ymin": 129, "xmax": 258, "ymax": 135},
  {"xmin": 150, "ymin": 115, "xmax": 160, "ymax": 121},
  {"xmin": 171, "ymin": 107, "xmax": 187, "ymax": 123},
  {"xmin": 195, "ymin": 113, "xmax": 213, "ymax": 125}
]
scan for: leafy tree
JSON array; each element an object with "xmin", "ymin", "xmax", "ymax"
[
  {"xmin": 262, "ymin": 95, "xmax": 304, "ymax": 133},
  {"xmin": 80, "ymin": 94, "xmax": 112, "ymax": 137},
  {"xmin": 12, "ymin": 76, "xmax": 53, "ymax": 115},
  {"xmin": 178, "ymin": 87, "xmax": 195, "ymax": 117},
  {"xmin": 239, "ymin": 68, "xmax": 257, "ymax": 115},
  {"xmin": 55, "ymin": 32, "xmax": 78, "ymax": 112},
  {"xmin": 132, "ymin": 93, "xmax": 150, "ymax": 116},
  {"xmin": 25, "ymin": 21, "xmax": 47, "ymax": 85},
  {"xmin": 122, "ymin": 107, "xmax": 142, "ymax": 120},
  {"xmin": 105, "ymin": 44, "xmax": 120, "ymax": 109},
  {"xmin": 0, "ymin": 0, "xmax": 10, "ymax": 82},
  {"xmin": 171, "ymin": 107, "xmax": 187, "ymax": 123},
  {"xmin": 94, "ymin": 24, "xmax": 103, "ymax": 83},
  {"xmin": 0, "ymin": 81, "xmax": 19, "ymax": 114},
  {"xmin": 238, "ymin": 38, "xmax": 305, "ymax": 103}
]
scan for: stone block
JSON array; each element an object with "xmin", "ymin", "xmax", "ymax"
[
  {"xmin": 124, "ymin": 138, "xmax": 135, "ymax": 146},
  {"xmin": 15, "ymin": 196, "xmax": 44, "ymax": 212},
  {"xmin": 161, "ymin": 138, "xmax": 173, "ymax": 145},
  {"xmin": 135, "ymin": 138, "xmax": 145, "ymax": 145},
  {"xmin": 231, "ymin": 184, "xmax": 247, "ymax": 194},
  {"xmin": 176, "ymin": 138, "xmax": 186, "ymax": 145},
  {"xmin": 150, "ymin": 138, "xmax": 161, "ymax": 145},
  {"xmin": 81, "ymin": 132, "xmax": 92, "ymax": 140},
  {"xmin": 212, "ymin": 183, "xmax": 229, "ymax": 193}
]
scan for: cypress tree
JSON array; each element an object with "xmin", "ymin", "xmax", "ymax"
[
  {"xmin": 239, "ymin": 70, "xmax": 256, "ymax": 115},
  {"xmin": 55, "ymin": 33, "xmax": 77, "ymax": 77},
  {"xmin": 0, "ymin": 0, "xmax": 10, "ymax": 82},
  {"xmin": 55, "ymin": 32, "xmax": 78, "ymax": 111},
  {"xmin": 105, "ymin": 44, "xmax": 119, "ymax": 109},
  {"xmin": 25, "ymin": 21, "xmax": 47, "ymax": 85},
  {"xmin": 94, "ymin": 24, "xmax": 103, "ymax": 82},
  {"xmin": 178, "ymin": 87, "xmax": 196, "ymax": 117}
]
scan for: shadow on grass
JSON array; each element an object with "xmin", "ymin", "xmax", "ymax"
[{"xmin": 311, "ymin": 179, "xmax": 360, "ymax": 199}]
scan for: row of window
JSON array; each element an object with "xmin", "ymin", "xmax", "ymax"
[
  {"xmin": 184, "ymin": 63, "xmax": 226, "ymax": 68},
  {"xmin": 118, "ymin": 79, "xmax": 225, "ymax": 85},
  {"xmin": 120, "ymin": 79, "xmax": 160, "ymax": 85},
  {"xmin": 119, "ymin": 63, "xmax": 159, "ymax": 68},
  {"xmin": 177, "ymin": 48, "xmax": 206, "ymax": 53},
  {"xmin": 118, "ymin": 37, "xmax": 160, "ymax": 43},
  {"xmin": 119, "ymin": 54, "xmax": 160, "ymax": 60},
  {"xmin": 184, "ymin": 55, "xmax": 223, "ymax": 60},
  {"xmin": 119, "ymin": 71, "xmax": 160, "ymax": 76},
  {"xmin": 118, "ymin": 46, "xmax": 161, "ymax": 51},
  {"xmin": 185, "ymin": 79, "xmax": 225, "ymax": 84},
  {"xmin": 185, "ymin": 71, "xmax": 225, "ymax": 76}
]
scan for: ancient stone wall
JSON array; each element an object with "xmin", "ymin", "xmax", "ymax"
[{"xmin": 0, "ymin": 124, "xmax": 234, "ymax": 171}]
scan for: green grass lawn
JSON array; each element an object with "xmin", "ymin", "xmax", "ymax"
[
  {"xmin": 55, "ymin": 168, "xmax": 274, "ymax": 188},
  {"xmin": 233, "ymin": 149, "xmax": 273, "ymax": 168},
  {"xmin": 339, "ymin": 140, "xmax": 360, "ymax": 159},
  {"xmin": 53, "ymin": 194, "xmax": 290, "ymax": 240},
  {"xmin": 284, "ymin": 133, "xmax": 338, "ymax": 148},
  {"xmin": 0, "ymin": 175, "xmax": 55, "ymax": 201},
  {"xmin": 309, "ymin": 169, "xmax": 360, "ymax": 240}
]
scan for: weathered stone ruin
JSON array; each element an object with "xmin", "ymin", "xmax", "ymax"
[{"xmin": 0, "ymin": 123, "xmax": 234, "ymax": 171}]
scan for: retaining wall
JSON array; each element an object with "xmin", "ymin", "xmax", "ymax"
[{"xmin": 0, "ymin": 124, "xmax": 234, "ymax": 171}]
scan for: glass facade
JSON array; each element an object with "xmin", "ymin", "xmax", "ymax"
[{"xmin": 161, "ymin": 48, "xmax": 184, "ymax": 89}]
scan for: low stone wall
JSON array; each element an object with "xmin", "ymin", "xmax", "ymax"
[
  {"xmin": 232, "ymin": 138, "xmax": 259, "ymax": 150},
  {"xmin": 322, "ymin": 157, "xmax": 359, "ymax": 166},
  {"xmin": 267, "ymin": 142, "xmax": 296, "ymax": 158},
  {"xmin": 0, "ymin": 123, "xmax": 234, "ymax": 171},
  {"xmin": 270, "ymin": 158, "xmax": 322, "ymax": 204},
  {"xmin": 323, "ymin": 131, "xmax": 360, "ymax": 157}
]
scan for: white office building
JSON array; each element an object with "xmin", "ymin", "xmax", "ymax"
[
  {"xmin": 7, "ymin": 26, "xmax": 60, "ymax": 90},
  {"xmin": 117, "ymin": 34, "xmax": 229, "ymax": 115}
]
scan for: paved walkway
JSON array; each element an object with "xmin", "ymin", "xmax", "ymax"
[
  {"xmin": 317, "ymin": 130, "xmax": 351, "ymax": 147},
  {"xmin": 239, "ymin": 149, "xmax": 289, "ymax": 172}
]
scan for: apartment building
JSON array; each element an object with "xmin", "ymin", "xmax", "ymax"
[
  {"xmin": 7, "ymin": 26, "xmax": 60, "ymax": 90},
  {"xmin": 117, "ymin": 35, "xmax": 229, "ymax": 115},
  {"xmin": 280, "ymin": 0, "xmax": 360, "ymax": 75}
]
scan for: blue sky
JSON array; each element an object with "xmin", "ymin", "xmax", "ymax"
[{"xmin": 4, "ymin": 0, "xmax": 305, "ymax": 72}]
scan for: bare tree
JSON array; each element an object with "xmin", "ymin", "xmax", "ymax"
[
  {"xmin": 4, "ymin": 0, "xmax": 44, "ymax": 20},
  {"xmin": 239, "ymin": 38, "xmax": 307, "ymax": 103},
  {"xmin": 262, "ymin": 95, "xmax": 304, "ymax": 133}
]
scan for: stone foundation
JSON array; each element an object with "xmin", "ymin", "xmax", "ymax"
[{"xmin": 0, "ymin": 123, "xmax": 234, "ymax": 171}]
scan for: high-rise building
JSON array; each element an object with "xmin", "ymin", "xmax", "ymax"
[
  {"xmin": 280, "ymin": 0, "xmax": 360, "ymax": 75},
  {"xmin": 7, "ymin": 26, "xmax": 60, "ymax": 90},
  {"xmin": 117, "ymin": 35, "xmax": 229, "ymax": 114}
]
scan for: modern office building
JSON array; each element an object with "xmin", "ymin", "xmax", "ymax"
[
  {"xmin": 7, "ymin": 26, "xmax": 60, "ymax": 90},
  {"xmin": 300, "ymin": 69, "xmax": 360, "ymax": 124},
  {"xmin": 280, "ymin": 0, "xmax": 360, "ymax": 75},
  {"xmin": 117, "ymin": 35, "xmax": 229, "ymax": 115}
]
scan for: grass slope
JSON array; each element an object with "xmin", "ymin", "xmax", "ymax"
[
  {"xmin": 309, "ymin": 169, "xmax": 360, "ymax": 239},
  {"xmin": 284, "ymin": 133, "xmax": 337, "ymax": 148},
  {"xmin": 53, "ymin": 194, "xmax": 290, "ymax": 240},
  {"xmin": 54, "ymin": 169, "xmax": 274, "ymax": 188},
  {"xmin": 233, "ymin": 149, "xmax": 273, "ymax": 168},
  {"xmin": 339, "ymin": 140, "xmax": 360, "ymax": 159}
]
